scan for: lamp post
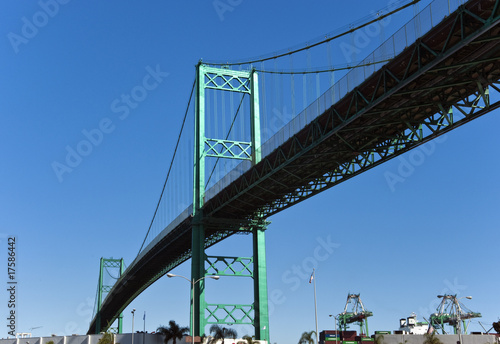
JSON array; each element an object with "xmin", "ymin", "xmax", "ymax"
[
  {"xmin": 456, "ymin": 296, "xmax": 472, "ymax": 335},
  {"xmin": 329, "ymin": 315, "xmax": 339, "ymax": 344},
  {"xmin": 167, "ymin": 273, "xmax": 220, "ymax": 344},
  {"xmin": 131, "ymin": 309, "xmax": 136, "ymax": 344}
]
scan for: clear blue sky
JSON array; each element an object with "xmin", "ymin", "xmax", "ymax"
[{"xmin": 1, "ymin": 1, "xmax": 499, "ymax": 343}]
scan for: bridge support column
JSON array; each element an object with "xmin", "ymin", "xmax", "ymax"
[
  {"xmin": 193, "ymin": 62, "xmax": 269, "ymax": 338},
  {"xmin": 191, "ymin": 220, "xmax": 207, "ymax": 337},
  {"xmin": 203, "ymin": 220, "xmax": 270, "ymax": 342},
  {"xmin": 253, "ymin": 224, "xmax": 270, "ymax": 341},
  {"xmin": 192, "ymin": 60, "xmax": 207, "ymax": 337}
]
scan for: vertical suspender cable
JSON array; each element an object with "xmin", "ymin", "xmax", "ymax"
[
  {"xmin": 307, "ymin": 46, "xmax": 312, "ymax": 104},
  {"xmin": 327, "ymin": 39, "xmax": 335, "ymax": 90},
  {"xmin": 137, "ymin": 78, "xmax": 196, "ymax": 255},
  {"xmin": 230, "ymin": 80, "xmax": 235, "ymax": 141},
  {"xmin": 240, "ymin": 64, "xmax": 245, "ymax": 141},
  {"xmin": 303, "ymin": 72, "xmax": 307, "ymax": 113},
  {"xmin": 316, "ymin": 73, "xmax": 320, "ymax": 101},
  {"xmin": 350, "ymin": 24, "xmax": 357, "ymax": 64},
  {"xmin": 272, "ymin": 57, "xmax": 280, "ymax": 148},
  {"xmin": 290, "ymin": 53, "xmax": 296, "ymax": 118},
  {"xmin": 261, "ymin": 60, "xmax": 267, "ymax": 146},
  {"xmin": 275, "ymin": 57, "xmax": 281, "ymax": 119},
  {"xmin": 377, "ymin": 11, "xmax": 387, "ymax": 73},
  {"xmin": 220, "ymin": 79, "xmax": 226, "ymax": 184},
  {"xmin": 214, "ymin": 84, "xmax": 219, "ymax": 187},
  {"xmin": 279, "ymin": 60, "xmax": 284, "ymax": 118},
  {"xmin": 413, "ymin": 3, "xmax": 421, "ymax": 37}
]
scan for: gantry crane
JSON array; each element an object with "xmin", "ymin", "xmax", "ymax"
[
  {"xmin": 429, "ymin": 294, "xmax": 481, "ymax": 334},
  {"xmin": 337, "ymin": 293, "xmax": 373, "ymax": 336}
]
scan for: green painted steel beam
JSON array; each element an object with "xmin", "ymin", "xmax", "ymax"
[
  {"xmin": 117, "ymin": 258, "xmax": 124, "ymax": 333},
  {"xmin": 205, "ymin": 256, "xmax": 253, "ymax": 277},
  {"xmin": 256, "ymin": 87, "xmax": 494, "ymax": 216},
  {"xmin": 205, "ymin": 304, "xmax": 254, "ymax": 324},
  {"xmin": 250, "ymin": 69, "xmax": 262, "ymax": 165},
  {"xmin": 96, "ymin": 258, "xmax": 104, "ymax": 334},
  {"xmin": 95, "ymin": 257, "xmax": 125, "ymax": 334},
  {"xmin": 202, "ymin": 66, "xmax": 252, "ymax": 93},
  {"xmin": 193, "ymin": 63, "xmax": 268, "ymax": 338},
  {"xmin": 253, "ymin": 225, "xmax": 269, "ymax": 341},
  {"xmin": 192, "ymin": 62, "xmax": 207, "ymax": 336},
  {"xmin": 205, "ymin": 138, "xmax": 253, "ymax": 160}
]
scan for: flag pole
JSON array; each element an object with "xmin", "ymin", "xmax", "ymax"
[
  {"xmin": 312, "ymin": 268, "xmax": 319, "ymax": 344},
  {"xmin": 143, "ymin": 311, "xmax": 146, "ymax": 344}
]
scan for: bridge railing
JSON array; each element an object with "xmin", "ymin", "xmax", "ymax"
[{"xmin": 204, "ymin": 0, "xmax": 466, "ymax": 202}]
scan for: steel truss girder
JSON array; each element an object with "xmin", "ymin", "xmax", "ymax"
[
  {"xmin": 205, "ymin": 138, "xmax": 252, "ymax": 160},
  {"xmin": 262, "ymin": 87, "xmax": 492, "ymax": 213},
  {"xmin": 203, "ymin": 66, "xmax": 251, "ymax": 93},
  {"xmin": 205, "ymin": 304, "xmax": 254, "ymax": 324},
  {"xmin": 203, "ymin": 0, "xmax": 500, "ymax": 219},
  {"xmin": 246, "ymin": 84, "xmax": 497, "ymax": 216},
  {"xmin": 206, "ymin": 256, "xmax": 253, "ymax": 277}
]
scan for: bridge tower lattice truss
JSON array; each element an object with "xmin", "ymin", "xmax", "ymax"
[
  {"xmin": 192, "ymin": 63, "xmax": 269, "ymax": 340},
  {"xmin": 96, "ymin": 257, "xmax": 125, "ymax": 334}
]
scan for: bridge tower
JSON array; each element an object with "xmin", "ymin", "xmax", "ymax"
[
  {"xmin": 192, "ymin": 62, "xmax": 269, "ymax": 340},
  {"xmin": 96, "ymin": 257, "xmax": 125, "ymax": 334}
]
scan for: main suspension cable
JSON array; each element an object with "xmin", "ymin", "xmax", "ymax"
[
  {"xmin": 204, "ymin": 0, "xmax": 420, "ymax": 66},
  {"xmin": 137, "ymin": 77, "xmax": 196, "ymax": 256}
]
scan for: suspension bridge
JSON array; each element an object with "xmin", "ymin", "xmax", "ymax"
[{"xmin": 88, "ymin": 0, "xmax": 500, "ymax": 340}]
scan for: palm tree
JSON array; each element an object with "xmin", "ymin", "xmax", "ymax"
[
  {"xmin": 237, "ymin": 335, "xmax": 258, "ymax": 344},
  {"xmin": 157, "ymin": 320, "xmax": 189, "ymax": 344},
  {"xmin": 493, "ymin": 321, "xmax": 500, "ymax": 333},
  {"xmin": 298, "ymin": 330, "xmax": 316, "ymax": 344},
  {"xmin": 423, "ymin": 332, "xmax": 443, "ymax": 344},
  {"xmin": 208, "ymin": 324, "xmax": 238, "ymax": 344},
  {"xmin": 374, "ymin": 334, "xmax": 384, "ymax": 344},
  {"xmin": 97, "ymin": 322, "xmax": 115, "ymax": 344}
]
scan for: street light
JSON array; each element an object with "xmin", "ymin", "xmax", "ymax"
[
  {"xmin": 329, "ymin": 315, "xmax": 339, "ymax": 344},
  {"xmin": 131, "ymin": 308, "xmax": 136, "ymax": 344},
  {"xmin": 167, "ymin": 273, "xmax": 220, "ymax": 344},
  {"xmin": 456, "ymin": 296, "xmax": 472, "ymax": 335}
]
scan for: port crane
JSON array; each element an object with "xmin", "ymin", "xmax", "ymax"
[
  {"xmin": 338, "ymin": 294, "xmax": 373, "ymax": 336},
  {"xmin": 429, "ymin": 294, "xmax": 481, "ymax": 334}
]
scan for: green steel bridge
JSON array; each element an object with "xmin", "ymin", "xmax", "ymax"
[{"xmin": 88, "ymin": 0, "xmax": 500, "ymax": 340}]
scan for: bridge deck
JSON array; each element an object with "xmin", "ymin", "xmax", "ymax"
[{"xmin": 89, "ymin": 0, "xmax": 500, "ymax": 333}]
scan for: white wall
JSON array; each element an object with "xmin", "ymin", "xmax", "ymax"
[{"xmin": 0, "ymin": 334, "xmax": 268, "ymax": 344}]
